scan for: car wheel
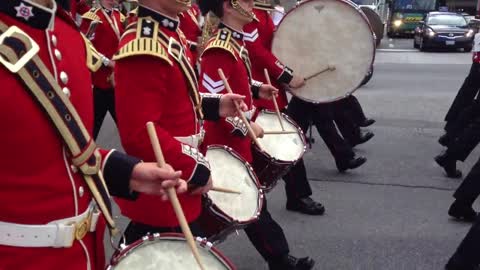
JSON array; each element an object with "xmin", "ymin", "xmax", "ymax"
[
  {"xmin": 387, "ymin": 31, "xmax": 394, "ymax": 38},
  {"xmin": 464, "ymin": 46, "xmax": 473, "ymax": 52}
]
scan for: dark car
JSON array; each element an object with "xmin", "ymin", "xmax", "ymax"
[{"xmin": 413, "ymin": 12, "xmax": 475, "ymax": 51}]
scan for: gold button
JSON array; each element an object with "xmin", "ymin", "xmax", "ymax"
[
  {"xmin": 54, "ymin": 49, "xmax": 62, "ymax": 61},
  {"xmin": 62, "ymin": 87, "xmax": 71, "ymax": 98},
  {"xmin": 78, "ymin": 186, "xmax": 84, "ymax": 197},
  {"xmin": 75, "ymin": 219, "xmax": 89, "ymax": 241},
  {"xmin": 60, "ymin": 71, "xmax": 69, "ymax": 84},
  {"xmin": 51, "ymin": 35, "xmax": 57, "ymax": 47}
]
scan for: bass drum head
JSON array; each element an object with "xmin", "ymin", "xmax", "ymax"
[
  {"xmin": 360, "ymin": 6, "xmax": 384, "ymax": 47},
  {"xmin": 272, "ymin": 0, "xmax": 375, "ymax": 103}
]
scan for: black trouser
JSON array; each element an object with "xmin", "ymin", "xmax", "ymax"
[
  {"xmin": 93, "ymin": 87, "xmax": 116, "ymax": 139},
  {"xmin": 447, "ymin": 102, "xmax": 480, "ymax": 162},
  {"xmin": 445, "ymin": 62, "xmax": 480, "ymax": 126},
  {"xmin": 447, "ymin": 213, "xmax": 480, "ymax": 270},
  {"xmin": 454, "ymin": 157, "xmax": 480, "ymax": 206},
  {"xmin": 331, "ymin": 97, "xmax": 362, "ymax": 144},
  {"xmin": 122, "ymin": 220, "xmax": 205, "ymax": 245},
  {"xmin": 244, "ymin": 198, "xmax": 290, "ymax": 262},
  {"xmin": 287, "ymin": 96, "xmax": 354, "ymax": 164}
]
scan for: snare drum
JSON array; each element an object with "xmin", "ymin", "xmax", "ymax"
[
  {"xmin": 252, "ymin": 110, "xmax": 306, "ymax": 191},
  {"xmin": 107, "ymin": 233, "xmax": 235, "ymax": 270},
  {"xmin": 197, "ymin": 145, "xmax": 264, "ymax": 243}
]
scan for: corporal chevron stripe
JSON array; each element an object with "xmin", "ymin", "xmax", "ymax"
[
  {"xmin": 243, "ymin": 28, "xmax": 259, "ymax": 43},
  {"xmin": 202, "ymin": 73, "xmax": 225, "ymax": 93}
]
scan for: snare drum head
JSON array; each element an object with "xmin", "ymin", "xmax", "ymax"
[
  {"xmin": 255, "ymin": 111, "xmax": 305, "ymax": 162},
  {"xmin": 206, "ymin": 146, "xmax": 261, "ymax": 222},
  {"xmin": 109, "ymin": 235, "xmax": 233, "ymax": 270},
  {"xmin": 272, "ymin": 0, "xmax": 375, "ymax": 103}
]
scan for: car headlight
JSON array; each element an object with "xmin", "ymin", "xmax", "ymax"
[
  {"xmin": 425, "ymin": 28, "xmax": 436, "ymax": 37},
  {"xmin": 393, "ymin": 20, "xmax": 403, "ymax": 27},
  {"xmin": 466, "ymin": 29, "xmax": 474, "ymax": 38}
]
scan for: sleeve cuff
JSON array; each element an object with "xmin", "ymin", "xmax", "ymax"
[
  {"xmin": 103, "ymin": 150, "xmax": 141, "ymax": 200},
  {"xmin": 201, "ymin": 93, "xmax": 222, "ymax": 121},
  {"xmin": 277, "ymin": 66, "xmax": 294, "ymax": 84},
  {"xmin": 188, "ymin": 163, "xmax": 210, "ymax": 187},
  {"xmin": 251, "ymin": 80, "xmax": 263, "ymax": 99}
]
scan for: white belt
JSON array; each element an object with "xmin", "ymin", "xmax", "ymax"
[
  {"xmin": 175, "ymin": 132, "xmax": 204, "ymax": 148},
  {"xmin": 0, "ymin": 203, "xmax": 100, "ymax": 248}
]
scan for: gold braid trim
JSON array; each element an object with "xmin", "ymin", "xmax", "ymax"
[
  {"xmin": 113, "ymin": 37, "xmax": 171, "ymax": 64},
  {"xmin": 201, "ymin": 29, "xmax": 237, "ymax": 60},
  {"xmin": 81, "ymin": 9, "xmax": 102, "ymax": 22},
  {"xmin": 81, "ymin": 34, "xmax": 102, "ymax": 72}
]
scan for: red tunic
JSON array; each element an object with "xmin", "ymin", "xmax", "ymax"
[
  {"xmin": 80, "ymin": 7, "xmax": 124, "ymax": 89},
  {"xmin": 0, "ymin": 2, "xmax": 137, "ymax": 269},
  {"xmin": 179, "ymin": 4, "xmax": 201, "ymax": 62},
  {"xmin": 114, "ymin": 7, "xmax": 211, "ymax": 227},
  {"xmin": 243, "ymin": 7, "xmax": 293, "ymax": 111},
  {"xmin": 199, "ymin": 25, "xmax": 254, "ymax": 162}
]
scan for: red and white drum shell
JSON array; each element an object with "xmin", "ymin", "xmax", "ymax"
[
  {"xmin": 107, "ymin": 233, "xmax": 236, "ymax": 270},
  {"xmin": 252, "ymin": 110, "xmax": 307, "ymax": 192},
  {"xmin": 272, "ymin": 0, "xmax": 376, "ymax": 103},
  {"xmin": 197, "ymin": 145, "xmax": 264, "ymax": 243}
]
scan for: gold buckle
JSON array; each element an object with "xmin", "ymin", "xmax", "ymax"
[
  {"xmin": 0, "ymin": 26, "xmax": 40, "ymax": 73},
  {"xmin": 73, "ymin": 211, "xmax": 92, "ymax": 241}
]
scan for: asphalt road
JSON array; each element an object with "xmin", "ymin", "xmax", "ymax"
[{"xmin": 97, "ymin": 40, "xmax": 479, "ymax": 269}]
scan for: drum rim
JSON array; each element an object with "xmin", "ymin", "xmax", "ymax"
[
  {"xmin": 205, "ymin": 145, "xmax": 265, "ymax": 225},
  {"xmin": 256, "ymin": 109, "xmax": 307, "ymax": 162},
  {"xmin": 107, "ymin": 233, "xmax": 236, "ymax": 269},
  {"xmin": 273, "ymin": 0, "xmax": 376, "ymax": 104}
]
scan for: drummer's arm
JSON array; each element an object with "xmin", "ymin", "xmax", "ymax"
[
  {"xmin": 199, "ymin": 50, "xmax": 249, "ymax": 137},
  {"xmin": 115, "ymin": 55, "xmax": 211, "ymax": 188}
]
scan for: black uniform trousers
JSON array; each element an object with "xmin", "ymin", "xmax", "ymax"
[
  {"xmin": 445, "ymin": 62, "xmax": 480, "ymax": 129},
  {"xmin": 446, "ymin": 101, "xmax": 480, "ymax": 162},
  {"xmin": 334, "ymin": 95, "xmax": 368, "ymax": 127},
  {"xmin": 287, "ymin": 96, "xmax": 355, "ymax": 164},
  {"xmin": 454, "ymin": 156, "xmax": 480, "ymax": 206},
  {"xmin": 447, "ymin": 213, "xmax": 480, "ymax": 270},
  {"xmin": 244, "ymin": 198, "xmax": 290, "ymax": 262},
  {"xmin": 93, "ymin": 87, "xmax": 117, "ymax": 139},
  {"xmin": 331, "ymin": 97, "xmax": 362, "ymax": 145}
]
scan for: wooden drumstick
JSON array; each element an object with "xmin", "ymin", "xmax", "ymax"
[
  {"xmin": 211, "ymin": 186, "xmax": 242, "ymax": 195},
  {"xmin": 264, "ymin": 68, "xmax": 285, "ymax": 131},
  {"xmin": 263, "ymin": 130, "xmax": 297, "ymax": 135},
  {"xmin": 305, "ymin": 65, "xmax": 336, "ymax": 81},
  {"xmin": 217, "ymin": 68, "xmax": 265, "ymax": 152},
  {"xmin": 145, "ymin": 122, "xmax": 206, "ymax": 270}
]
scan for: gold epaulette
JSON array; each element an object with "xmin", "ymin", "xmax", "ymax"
[
  {"xmin": 81, "ymin": 9, "xmax": 102, "ymax": 22},
  {"xmin": 81, "ymin": 34, "xmax": 103, "ymax": 72},
  {"xmin": 120, "ymin": 13, "xmax": 126, "ymax": 23},
  {"xmin": 254, "ymin": 1, "xmax": 276, "ymax": 11},
  {"xmin": 202, "ymin": 29, "xmax": 237, "ymax": 60}
]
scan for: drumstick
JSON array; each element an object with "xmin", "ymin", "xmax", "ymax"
[
  {"xmin": 211, "ymin": 186, "xmax": 242, "ymax": 195},
  {"xmin": 217, "ymin": 69, "xmax": 265, "ymax": 152},
  {"xmin": 145, "ymin": 122, "xmax": 206, "ymax": 270},
  {"xmin": 305, "ymin": 65, "xmax": 336, "ymax": 81},
  {"xmin": 264, "ymin": 68, "xmax": 285, "ymax": 131},
  {"xmin": 263, "ymin": 130, "xmax": 297, "ymax": 135}
]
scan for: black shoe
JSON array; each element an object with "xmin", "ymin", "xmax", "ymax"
[
  {"xmin": 439, "ymin": 133, "xmax": 452, "ymax": 147},
  {"xmin": 286, "ymin": 197, "xmax": 325, "ymax": 216},
  {"xmin": 268, "ymin": 255, "xmax": 315, "ymax": 270},
  {"xmin": 446, "ymin": 253, "xmax": 480, "ymax": 270},
  {"xmin": 448, "ymin": 200, "xmax": 477, "ymax": 222},
  {"xmin": 351, "ymin": 131, "xmax": 374, "ymax": 146},
  {"xmin": 359, "ymin": 118, "xmax": 375, "ymax": 127},
  {"xmin": 435, "ymin": 152, "xmax": 462, "ymax": 178},
  {"xmin": 336, "ymin": 156, "xmax": 367, "ymax": 172}
]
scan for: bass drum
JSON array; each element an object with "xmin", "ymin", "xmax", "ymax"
[
  {"xmin": 360, "ymin": 6, "xmax": 384, "ymax": 47},
  {"xmin": 272, "ymin": 0, "xmax": 375, "ymax": 103}
]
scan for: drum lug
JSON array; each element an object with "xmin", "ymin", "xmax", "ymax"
[{"xmin": 196, "ymin": 236, "xmax": 213, "ymax": 250}]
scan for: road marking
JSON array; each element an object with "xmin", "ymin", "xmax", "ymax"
[
  {"xmin": 388, "ymin": 44, "xmax": 395, "ymax": 48},
  {"xmin": 377, "ymin": 49, "xmax": 418, "ymax": 52}
]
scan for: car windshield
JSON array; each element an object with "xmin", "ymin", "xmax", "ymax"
[
  {"xmin": 427, "ymin": 15, "xmax": 467, "ymax": 26},
  {"xmin": 352, "ymin": 0, "xmax": 376, "ymax": 5},
  {"xmin": 394, "ymin": 0, "xmax": 436, "ymax": 11}
]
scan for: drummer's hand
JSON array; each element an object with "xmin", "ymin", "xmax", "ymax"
[
  {"xmin": 219, "ymin": 93, "xmax": 248, "ymax": 117},
  {"xmin": 129, "ymin": 163, "xmax": 187, "ymax": 201},
  {"xmin": 259, "ymin": 84, "xmax": 279, "ymax": 100},
  {"xmin": 289, "ymin": 74, "xmax": 306, "ymax": 89},
  {"xmin": 250, "ymin": 122, "xmax": 264, "ymax": 138},
  {"xmin": 189, "ymin": 177, "xmax": 213, "ymax": 195}
]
